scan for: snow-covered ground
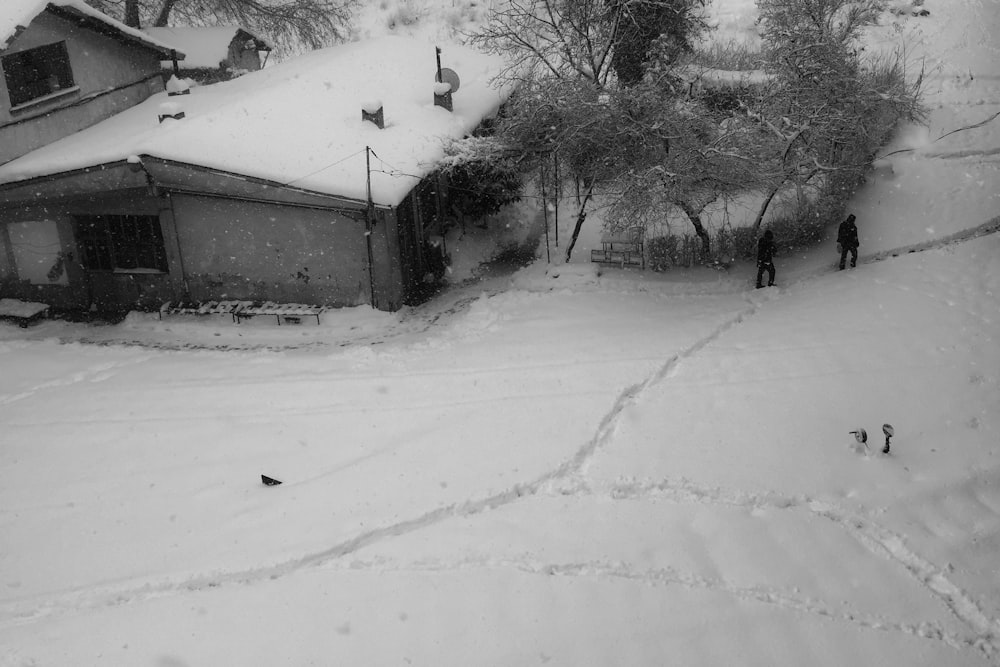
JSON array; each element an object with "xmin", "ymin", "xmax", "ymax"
[{"xmin": 2, "ymin": 1, "xmax": 999, "ymax": 665}]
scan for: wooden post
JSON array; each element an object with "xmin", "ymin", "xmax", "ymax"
[
  {"xmin": 553, "ymin": 151, "xmax": 560, "ymax": 247},
  {"xmin": 540, "ymin": 159, "xmax": 550, "ymax": 263},
  {"xmin": 365, "ymin": 146, "xmax": 378, "ymax": 309}
]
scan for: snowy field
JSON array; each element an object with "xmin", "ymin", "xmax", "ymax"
[{"xmin": 2, "ymin": 1, "xmax": 1000, "ymax": 665}]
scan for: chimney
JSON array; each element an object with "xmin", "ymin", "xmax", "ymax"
[
  {"xmin": 433, "ymin": 46, "xmax": 454, "ymax": 112},
  {"xmin": 362, "ymin": 100, "xmax": 384, "ymax": 129},
  {"xmin": 158, "ymin": 100, "xmax": 185, "ymax": 123},
  {"xmin": 166, "ymin": 75, "xmax": 191, "ymax": 96},
  {"xmin": 433, "ymin": 81, "xmax": 452, "ymax": 112}
]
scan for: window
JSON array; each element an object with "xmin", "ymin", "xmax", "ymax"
[
  {"xmin": 75, "ymin": 215, "xmax": 168, "ymax": 273},
  {"xmin": 2, "ymin": 41, "xmax": 75, "ymax": 107}
]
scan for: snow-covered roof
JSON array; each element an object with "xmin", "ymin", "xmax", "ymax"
[
  {"xmin": 1, "ymin": 0, "xmax": 179, "ymax": 55},
  {"xmin": 0, "ymin": 36, "xmax": 510, "ymax": 207},
  {"xmin": 143, "ymin": 26, "xmax": 270, "ymax": 69}
]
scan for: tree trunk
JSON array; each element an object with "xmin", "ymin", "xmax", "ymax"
[
  {"xmin": 752, "ymin": 181, "xmax": 783, "ymax": 234},
  {"xmin": 124, "ymin": 0, "xmax": 141, "ymax": 27},
  {"xmin": 153, "ymin": 0, "xmax": 180, "ymax": 27},
  {"xmin": 564, "ymin": 183, "xmax": 595, "ymax": 263},
  {"xmin": 677, "ymin": 201, "xmax": 710, "ymax": 257},
  {"xmin": 753, "ymin": 168, "xmax": 821, "ymax": 235}
]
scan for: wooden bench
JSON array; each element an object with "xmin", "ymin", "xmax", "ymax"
[
  {"xmin": 234, "ymin": 302, "xmax": 325, "ymax": 325},
  {"xmin": 591, "ymin": 228, "xmax": 645, "ymax": 269},
  {"xmin": 159, "ymin": 300, "xmax": 247, "ymax": 321},
  {"xmin": 0, "ymin": 298, "xmax": 50, "ymax": 327},
  {"xmin": 160, "ymin": 300, "xmax": 326, "ymax": 325}
]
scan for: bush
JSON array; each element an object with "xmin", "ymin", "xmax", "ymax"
[
  {"xmin": 647, "ymin": 235, "xmax": 679, "ymax": 271},
  {"xmin": 763, "ymin": 193, "xmax": 846, "ymax": 254},
  {"xmin": 648, "ymin": 227, "xmax": 748, "ymax": 269}
]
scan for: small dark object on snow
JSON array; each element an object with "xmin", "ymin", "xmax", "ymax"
[
  {"xmin": 882, "ymin": 423, "xmax": 894, "ymax": 454},
  {"xmin": 850, "ymin": 428, "xmax": 868, "ymax": 444},
  {"xmin": 261, "ymin": 475, "xmax": 282, "ymax": 486}
]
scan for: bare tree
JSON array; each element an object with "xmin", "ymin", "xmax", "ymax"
[
  {"xmin": 472, "ymin": 0, "xmax": 622, "ymax": 86},
  {"xmin": 84, "ymin": 0, "xmax": 354, "ymax": 50}
]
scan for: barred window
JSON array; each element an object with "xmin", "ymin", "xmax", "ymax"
[
  {"xmin": 2, "ymin": 41, "xmax": 75, "ymax": 108},
  {"xmin": 75, "ymin": 215, "xmax": 168, "ymax": 273}
]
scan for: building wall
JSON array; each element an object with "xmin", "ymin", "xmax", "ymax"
[
  {"xmin": 0, "ymin": 190, "xmax": 181, "ymax": 311},
  {"xmin": 1, "ymin": 183, "xmax": 414, "ymax": 313},
  {"xmin": 168, "ymin": 193, "xmax": 403, "ymax": 308},
  {"xmin": 0, "ymin": 11, "xmax": 165, "ymax": 164}
]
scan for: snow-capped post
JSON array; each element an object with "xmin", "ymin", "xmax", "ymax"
[
  {"xmin": 364, "ymin": 145, "xmax": 378, "ymax": 309},
  {"xmin": 170, "ymin": 49, "xmax": 180, "ymax": 77},
  {"xmin": 362, "ymin": 99, "xmax": 384, "ymax": 129}
]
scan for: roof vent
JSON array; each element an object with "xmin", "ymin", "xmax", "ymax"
[
  {"xmin": 158, "ymin": 100, "xmax": 185, "ymax": 123},
  {"xmin": 362, "ymin": 100, "xmax": 384, "ymax": 129},
  {"xmin": 166, "ymin": 75, "xmax": 191, "ymax": 96},
  {"xmin": 433, "ymin": 81, "xmax": 452, "ymax": 112},
  {"xmin": 433, "ymin": 48, "xmax": 460, "ymax": 113}
]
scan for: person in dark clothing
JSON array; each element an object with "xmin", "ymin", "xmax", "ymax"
[
  {"xmin": 837, "ymin": 214, "xmax": 859, "ymax": 270},
  {"xmin": 756, "ymin": 229, "xmax": 776, "ymax": 289}
]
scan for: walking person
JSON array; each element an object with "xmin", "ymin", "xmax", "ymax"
[
  {"xmin": 756, "ymin": 229, "xmax": 776, "ymax": 289},
  {"xmin": 837, "ymin": 213, "xmax": 859, "ymax": 270}
]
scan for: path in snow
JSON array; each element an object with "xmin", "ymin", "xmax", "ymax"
[
  {"xmin": 334, "ymin": 228, "xmax": 1000, "ymax": 661},
  {"xmin": 3, "ymin": 230, "xmax": 998, "ymax": 656}
]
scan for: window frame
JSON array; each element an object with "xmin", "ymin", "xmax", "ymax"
[
  {"xmin": 75, "ymin": 214, "xmax": 169, "ymax": 274},
  {"xmin": 2, "ymin": 40, "xmax": 77, "ymax": 109}
]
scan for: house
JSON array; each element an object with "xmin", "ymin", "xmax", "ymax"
[
  {"xmin": 0, "ymin": 33, "xmax": 510, "ymax": 314},
  {"xmin": 144, "ymin": 26, "xmax": 271, "ymax": 83},
  {"xmin": 1, "ymin": 0, "xmax": 182, "ymax": 166}
]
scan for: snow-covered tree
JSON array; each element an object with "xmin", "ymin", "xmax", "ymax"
[
  {"xmin": 469, "ymin": 0, "xmax": 737, "ymax": 261},
  {"xmin": 748, "ymin": 0, "xmax": 925, "ymax": 232},
  {"xmin": 609, "ymin": 0, "xmax": 708, "ymax": 86}
]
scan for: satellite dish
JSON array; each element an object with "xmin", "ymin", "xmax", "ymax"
[{"xmin": 435, "ymin": 67, "xmax": 461, "ymax": 93}]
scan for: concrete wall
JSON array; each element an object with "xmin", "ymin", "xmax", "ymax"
[
  {"xmin": 0, "ymin": 182, "xmax": 413, "ymax": 313},
  {"xmin": 0, "ymin": 11, "xmax": 164, "ymax": 164},
  {"xmin": 168, "ymin": 193, "xmax": 397, "ymax": 308}
]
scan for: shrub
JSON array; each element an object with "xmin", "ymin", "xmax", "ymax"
[
  {"xmin": 647, "ymin": 235, "xmax": 679, "ymax": 271},
  {"xmin": 648, "ymin": 227, "xmax": 747, "ymax": 269}
]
